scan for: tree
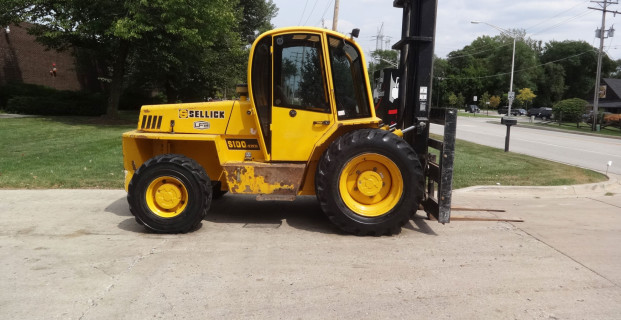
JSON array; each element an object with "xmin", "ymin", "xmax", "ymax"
[
  {"xmin": 541, "ymin": 40, "xmax": 615, "ymax": 100},
  {"xmin": 448, "ymin": 92, "xmax": 458, "ymax": 107},
  {"xmin": 368, "ymin": 49, "xmax": 399, "ymax": 81},
  {"xmin": 610, "ymin": 59, "xmax": 621, "ymax": 79},
  {"xmin": 238, "ymin": 0, "xmax": 278, "ymax": 39},
  {"xmin": 444, "ymin": 32, "xmax": 542, "ymax": 106},
  {"xmin": 1, "ymin": 0, "xmax": 277, "ymax": 116},
  {"xmin": 535, "ymin": 63, "xmax": 566, "ymax": 107},
  {"xmin": 516, "ymin": 88, "xmax": 536, "ymax": 108},
  {"xmin": 123, "ymin": 1, "xmax": 243, "ymax": 103},
  {"xmin": 432, "ymin": 56, "xmax": 449, "ymax": 107},
  {"xmin": 488, "ymin": 32, "xmax": 541, "ymax": 94},
  {"xmin": 478, "ymin": 92, "xmax": 490, "ymax": 110},
  {"xmin": 552, "ymin": 98, "xmax": 587, "ymax": 126},
  {"xmin": 456, "ymin": 93, "xmax": 465, "ymax": 108},
  {"xmin": 489, "ymin": 95, "xmax": 501, "ymax": 109}
]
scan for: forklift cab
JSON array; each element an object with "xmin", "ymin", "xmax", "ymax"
[{"xmin": 247, "ymin": 27, "xmax": 377, "ymax": 161}]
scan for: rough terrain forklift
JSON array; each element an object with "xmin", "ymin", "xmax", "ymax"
[{"xmin": 122, "ymin": 0, "xmax": 456, "ymax": 235}]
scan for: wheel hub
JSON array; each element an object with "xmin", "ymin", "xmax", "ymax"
[
  {"xmin": 154, "ymin": 182, "xmax": 183, "ymax": 209},
  {"xmin": 357, "ymin": 171, "xmax": 383, "ymax": 197}
]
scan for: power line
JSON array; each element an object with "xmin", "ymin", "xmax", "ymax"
[
  {"xmin": 446, "ymin": 2, "xmax": 598, "ymax": 59},
  {"xmin": 530, "ymin": 9, "xmax": 594, "ymax": 36},
  {"xmin": 525, "ymin": 0, "xmax": 590, "ymax": 32},
  {"xmin": 303, "ymin": 0, "xmax": 321, "ymax": 25},
  {"xmin": 320, "ymin": 0, "xmax": 334, "ymax": 22},
  {"xmin": 441, "ymin": 50, "xmax": 595, "ymax": 80},
  {"xmin": 298, "ymin": 0, "xmax": 310, "ymax": 25}
]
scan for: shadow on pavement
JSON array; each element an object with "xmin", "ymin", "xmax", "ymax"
[
  {"xmin": 105, "ymin": 194, "xmax": 436, "ymax": 236},
  {"xmin": 207, "ymin": 195, "xmax": 338, "ymax": 235},
  {"xmin": 406, "ymin": 214, "xmax": 438, "ymax": 236},
  {"xmin": 104, "ymin": 196, "xmax": 132, "ymax": 217},
  {"xmin": 117, "ymin": 218, "xmax": 205, "ymax": 234}
]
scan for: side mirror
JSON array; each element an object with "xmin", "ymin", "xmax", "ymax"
[{"xmin": 350, "ymin": 28, "xmax": 360, "ymax": 39}]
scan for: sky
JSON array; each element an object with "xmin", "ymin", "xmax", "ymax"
[{"xmin": 270, "ymin": 0, "xmax": 620, "ymax": 61}]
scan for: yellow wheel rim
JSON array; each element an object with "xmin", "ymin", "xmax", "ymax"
[
  {"xmin": 338, "ymin": 153, "xmax": 403, "ymax": 217},
  {"xmin": 145, "ymin": 176, "xmax": 188, "ymax": 218}
]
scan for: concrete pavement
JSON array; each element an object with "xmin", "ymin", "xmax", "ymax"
[{"xmin": 1, "ymin": 178, "xmax": 620, "ymax": 319}]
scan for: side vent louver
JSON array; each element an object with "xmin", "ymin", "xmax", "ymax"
[{"xmin": 141, "ymin": 115, "xmax": 163, "ymax": 130}]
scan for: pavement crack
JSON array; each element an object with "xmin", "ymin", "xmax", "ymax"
[
  {"xmin": 78, "ymin": 239, "xmax": 168, "ymax": 320},
  {"xmin": 586, "ymin": 197, "xmax": 621, "ymax": 209},
  {"xmin": 512, "ymin": 225, "xmax": 620, "ymax": 289}
]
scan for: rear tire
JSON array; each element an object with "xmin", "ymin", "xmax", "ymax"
[
  {"xmin": 128, "ymin": 154, "xmax": 212, "ymax": 233},
  {"xmin": 315, "ymin": 129, "xmax": 423, "ymax": 236}
]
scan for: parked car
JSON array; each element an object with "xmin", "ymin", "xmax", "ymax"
[
  {"xmin": 535, "ymin": 107, "xmax": 553, "ymax": 120},
  {"xmin": 585, "ymin": 111, "xmax": 620, "ymax": 125},
  {"xmin": 511, "ymin": 108, "xmax": 527, "ymax": 116},
  {"xmin": 527, "ymin": 107, "xmax": 541, "ymax": 117},
  {"xmin": 465, "ymin": 105, "xmax": 480, "ymax": 113}
]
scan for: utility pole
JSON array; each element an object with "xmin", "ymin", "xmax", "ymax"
[
  {"xmin": 589, "ymin": 0, "xmax": 620, "ymax": 131},
  {"xmin": 374, "ymin": 23, "xmax": 385, "ymax": 51},
  {"xmin": 332, "ymin": 0, "xmax": 340, "ymax": 31}
]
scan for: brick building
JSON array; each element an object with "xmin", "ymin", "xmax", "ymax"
[{"xmin": 0, "ymin": 23, "xmax": 98, "ymax": 91}]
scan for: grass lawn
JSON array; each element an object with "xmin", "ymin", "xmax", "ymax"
[
  {"xmin": 450, "ymin": 138, "xmax": 606, "ymax": 189},
  {"xmin": 0, "ymin": 116, "xmax": 608, "ymax": 190},
  {"xmin": 0, "ymin": 116, "xmax": 135, "ymax": 188}
]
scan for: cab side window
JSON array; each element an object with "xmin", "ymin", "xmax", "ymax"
[
  {"xmin": 251, "ymin": 36, "xmax": 272, "ymax": 149},
  {"xmin": 273, "ymin": 34, "xmax": 330, "ymax": 113},
  {"xmin": 328, "ymin": 36, "xmax": 371, "ymax": 120}
]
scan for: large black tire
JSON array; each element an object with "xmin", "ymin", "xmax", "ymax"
[
  {"xmin": 315, "ymin": 129, "xmax": 423, "ymax": 236},
  {"xmin": 128, "ymin": 154, "xmax": 212, "ymax": 233}
]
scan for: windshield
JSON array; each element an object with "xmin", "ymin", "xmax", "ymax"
[{"xmin": 327, "ymin": 36, "xmax": 371, "ymax": 120}]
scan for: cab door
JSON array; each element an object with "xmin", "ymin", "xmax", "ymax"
[{"xmin": 270, "ymin": 33, "xmax": 333, "ymax": 161}]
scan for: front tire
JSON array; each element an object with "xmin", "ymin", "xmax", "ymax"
[
  {"xmin": 316, "ymin": 129, "xmax": 423, "ymax": 236},
  {"xmin": 128, "ymin": 154, "xmax": 212, "ymax": 233}
]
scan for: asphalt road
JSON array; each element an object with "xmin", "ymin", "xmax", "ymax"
[{"xmin": 431, "ymin": 116, "xmax": 621, "ymax": 175}]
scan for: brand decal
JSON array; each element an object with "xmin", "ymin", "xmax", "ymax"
[
  {"xmin": 193, "ymin": 121, "xmax": 210, "ymax": 130},
  {"xmin": 179, "ymin": 109, "xmax": 225, "ymax": 119},
  {"xmin": 226, "ymin": 139, "xmax": 260, "ymax": 150}
]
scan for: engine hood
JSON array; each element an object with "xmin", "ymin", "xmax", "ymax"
[{"xmin": 136, "ymin": 100, "xmax": 236, "ymax": 135}]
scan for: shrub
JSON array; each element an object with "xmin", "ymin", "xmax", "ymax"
[
  {"xmin": 119, "ymin": 88, "xmax": 167, "ymax": 110},
  {"xmin": 2, "ymin": 82, "xmax": 106, "ymax": 116},
  {"xmin": 0, "ymin": 82, "xmax": 56, "ymax": 108},
  {"xmin": 6, "ymin": 93, "xmax": 106, "ymax": 116},
  {"xmin": 552, "ymin": 98, "xmax": 587, "ymax": 123}
]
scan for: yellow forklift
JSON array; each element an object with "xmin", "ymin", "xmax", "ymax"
[{"xmin": 122, "ymin": 0, "xmax": 456, "ymax": 235}]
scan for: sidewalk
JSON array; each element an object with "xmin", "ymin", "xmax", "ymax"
[{"xmin": 455, "ymin": 173, "xmax": 621, "ymax": 198}]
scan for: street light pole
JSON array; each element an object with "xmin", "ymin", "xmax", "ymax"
[
  {"xmin": 471, "ymin": 21, "xmax": 518, "ymax": 152},
  {"xmin": 508, "ymin": 36, "xmax": 516, "ymax": 116}
]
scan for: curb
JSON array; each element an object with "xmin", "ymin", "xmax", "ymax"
[
  {"xmin": 483, "ymin": 119, "xmax": 621, "ymax": 141},
  {"xmin": 453, "ymin": 173, "xmax": 621, "ymax": 198}
]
